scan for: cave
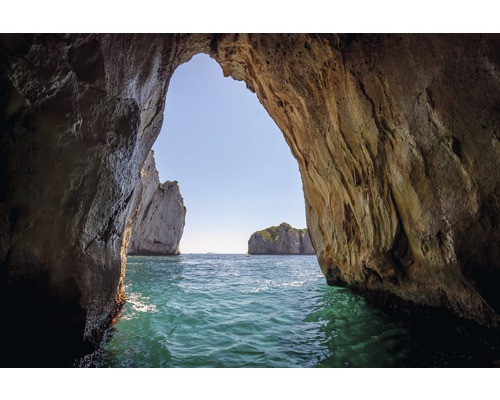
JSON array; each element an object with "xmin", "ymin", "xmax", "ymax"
[{"xmin": 1, "ymin": 34, "xmax": 499, "ymax": 366}]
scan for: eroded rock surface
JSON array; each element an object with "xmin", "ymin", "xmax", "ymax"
[
  {"xmin": 248, "ymin": 223, "xmax": 315, "ymax": 255},
  {"xmin": 128, "ymin": 150, "xmax": 185, "ymax": 255},
  {"xmin": 0, "ymin": 33, "xmax": 192, "ymax": 364},
  {"xmin": 1, "ymin": 33, "xmax": 500, "ymax": 364},
  {"xmin": 212, "ymin": 34, "xmax": 500, "ymax": 328}
]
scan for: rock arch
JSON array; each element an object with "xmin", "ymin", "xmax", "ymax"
[{"xmin": 1, "ymin": 33, "xmax": 499, "ymax": 364}]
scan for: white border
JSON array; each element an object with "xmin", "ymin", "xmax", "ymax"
[{"xmin": 2, "ymin": 1, "xmax": 498, "ymax": 33}]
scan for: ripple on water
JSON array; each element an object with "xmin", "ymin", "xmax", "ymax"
[{"xmin": 86, "ymin": 254, "xmax": 500, "ymax": 367}]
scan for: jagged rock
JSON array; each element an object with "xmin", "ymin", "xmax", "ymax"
[
  {"xmin": 1, "ymin": 34, "xmax": 500, "ymax": 364},
  {"xmin": 301, "ymin": 230, "xmax": 315, "ymax": 255},
  {"xmin": 248, "ymin": 223, "xmax": 315, "ymax": 255},
  {"xmin": 213, "ymin": 34, "xmax": 500, "ymax": 329},
  {"xmin": 127, "ymin": 150, "xmax": 185, "ymax": 255}
]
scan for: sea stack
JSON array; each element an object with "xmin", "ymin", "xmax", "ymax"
[
  {"xmin": 248, "ymin": 223, "xmax": 316, "ymax": 255},
  {"xmin": 128, "ymin": 150, "xmax": 186, "ymax": 255}
]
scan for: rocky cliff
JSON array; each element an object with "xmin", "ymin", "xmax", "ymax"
[
  {"xmin": 248, "ymin": 223, "xmax": 315, "ymax": 255},
  {"xmin": 1, "ymin": 34, "xmax": 500, "ymax": 364},
  {"xmin": 127, "ymin": 150, "xmax": 185, "ymax": 255}
]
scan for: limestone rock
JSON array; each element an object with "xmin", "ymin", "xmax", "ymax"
[
  {"xmin": 212, "ymin": 34, "xmax": 500, "ymax": 328},
  {"xmin": 0, "ymin": 33, "xmax": 192, "ymax": 364},
  {"xmin": 1, "ymin": 34, "xmax": 500, "ymax": 364},
  {"xmin": 127, "ymin": 150, "xmax": 185, "ymax": 255},
  {"xmin": 301, "ymin": 230, "xmax": 315, "ymax": 255},
  {"xmin": 248, "ymin": 223, "xmax": 316, "ymax": 255}
]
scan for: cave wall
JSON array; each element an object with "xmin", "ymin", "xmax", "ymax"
[
  {"xmin": 211, "ymin": 34, "xmax": 500, "ymax": 327},
  {"xmin": 0, "ymin": 34, "xmax": 199, "ymax": 363},
  {"xmin": 0, "ymin": 33, "xmax": 499, "ymax": 363}
]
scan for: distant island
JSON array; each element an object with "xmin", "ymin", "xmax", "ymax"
[{"xmin": 248, "ymin": 222, "xmax": 316, "ymax": 255}]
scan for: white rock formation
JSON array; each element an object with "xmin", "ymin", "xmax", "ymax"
[{"xmin": 128, "ymin": 150, "xmax": 186, "ymax": 255}]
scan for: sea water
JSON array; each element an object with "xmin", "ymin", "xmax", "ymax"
[{"xmin": 87, "ymin": 254, "xmax": 498, "ymax": 367}]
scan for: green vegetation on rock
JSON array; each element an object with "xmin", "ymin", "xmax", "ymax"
[
  {"xmin": 248, "ymin": 222, "xmax": 315, "ymax": 255},
  {"xmin": 258, "ymin": 223, "xmax": 287, "ymax": 241},
  {"xmin": 258, "ymin": 222, "xmax": 301, "ymax": 242}
]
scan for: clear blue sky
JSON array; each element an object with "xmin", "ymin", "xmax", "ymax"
[{"xmin": 152, "ymin": 54, "xmax": 306, "ymax": 253}]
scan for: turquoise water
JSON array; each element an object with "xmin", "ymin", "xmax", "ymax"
[{"xmin": 87, "ymin": 254, "xmax": 498, "ymax": 367}]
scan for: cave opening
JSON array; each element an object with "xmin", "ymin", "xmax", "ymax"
[
  {"xmin": 138, "ymin": 53, "xmax": 308, "ymax": 254},
  {"xmin": 108, "ymin": 53, "xmax": 327, "ymax": 367},
  {"xmin": 2, "ymin": 34, "xmax": 499, "ymax": 368}
]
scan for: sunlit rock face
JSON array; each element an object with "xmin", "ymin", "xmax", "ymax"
[
  {"xmin": 0, "ymin": 33, "xmax": 499, "ymax": 363},
  {"xmin": 212, "ymin": 34, "xmax": 500, "ymax": 327},
  {"xmin": 248, "ymin": 223, "xmax": 315, "ymax": 255},
  {"xmin": 128, "ymin": 150, "xmax": 185, "ymax": 255}
]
